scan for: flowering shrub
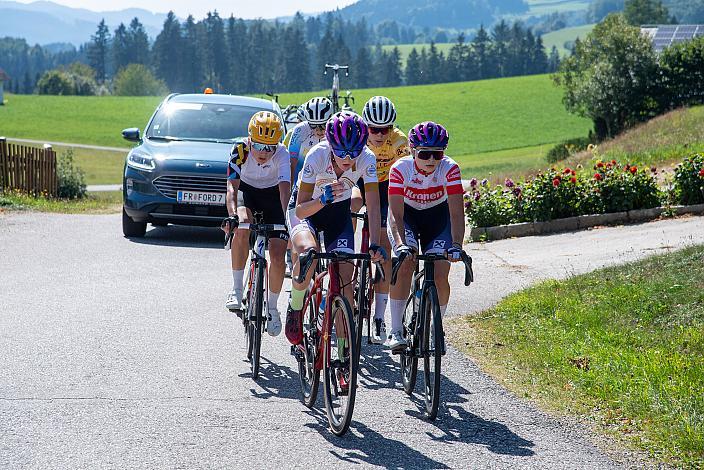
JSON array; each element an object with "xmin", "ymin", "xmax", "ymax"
[
  {"xmin": 464, "ymin": 179, "xmax": 520, "ymax": 227},
  {"xmin": 521, "ymin": 168, "xmax": 599, "ymax": 221},
  {"xmin": 591, "ymin": 160, "xmax": 661, "ymax": 213},
  {"xmin": 673, "ymin": 154, "xmax": 704, "ymax": 205}
]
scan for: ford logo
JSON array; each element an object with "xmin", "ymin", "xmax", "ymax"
[{"xmin": 195, "ymin": 162, "xmax": 211, "ymax": 168}]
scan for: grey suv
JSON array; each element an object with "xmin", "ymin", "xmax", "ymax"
[{"xmin": 121, "ymin": 93, "xmax": 284, "ymax": 237}]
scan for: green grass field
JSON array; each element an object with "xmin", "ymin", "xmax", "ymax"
[
  {"xmin": 525, "ymin": 0, "xmax": 591, "ymax": 16},
  {"xmin": 542, "ymin": 24, "xmax": 596, "ymax": 56},
  {"xmin": 1, "ymin": 75, "xmax": 592, "ymax": 182},
  {"xmin": 450, "ymin": 246, "xmax": 704, "ymax": 466}
]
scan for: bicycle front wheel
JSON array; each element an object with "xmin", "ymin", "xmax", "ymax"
[
  {"xmin": 249, "ymin": 259, "xmax": 265, "ymax": 380},
  {"xmin": 353, "ymin": 262, "xmax": 368, "ymax": 360},
  {"xmin": 322, "ymin": 295, "xmax": 357, "ymax": 436},
  {"xmin": 298, "ymin": 289, "xmax": 320, "ymax": 408},
  {"xmin": 421, "ymin": 286, "xmax": 442, "ymax": 420},
  {"xmin": 400, "ymin": 296, "xmax": 417, "ymax": 395}
]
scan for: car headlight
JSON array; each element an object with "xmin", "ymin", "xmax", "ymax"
[{"xmin": 127, "ymin": 151, "xmax": 156, "ymax": 171}]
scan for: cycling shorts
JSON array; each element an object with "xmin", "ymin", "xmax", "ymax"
[
  {"xmin": 237, "ymin": 181, "xmax": 289, "ymax": 241},
  {"xmin": 388, "ymin": 201, "xmax": 452, "ymax": 255},
  {"xmin": 356, "ymin": 178, "xmax": 389, "ymax": 228},
  {"xmin": 286, "ymin": 185, "xmax": 354, "ymax": 253}
]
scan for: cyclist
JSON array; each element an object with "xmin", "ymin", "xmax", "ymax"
[
  {"xmin": 385, "ymin": 121, "xmax": 465, "ymax": 350},
  {"xmin": 283, "ymin": 97, "xmax": 334, "ymax": 275},
  {"xmin": 224, "ymin": 111, "xmax": 291, "ymax": 337},
  {"xmin": 284, "ymin": 111, "xmax": 386, "ymax": 346},
  {"xmin": 353, "ymin": 95, "xmax": 410, "ymax": 344}
]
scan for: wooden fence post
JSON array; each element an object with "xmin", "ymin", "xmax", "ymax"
[
  {"xmin": 43, "ymin": 144, "xmax": 57, "ymax": 197},
  {"xmin": 0, "ymin": 136, "xmax": 7, "ymax": 191}
]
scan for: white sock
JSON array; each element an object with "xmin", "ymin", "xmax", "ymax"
[
  {"xmin": 232, "ymin": 269, "xmax": 244, "ymax": 294},
  {"xmin": 374, "ymin": 293, "xmax": 388, "ymax": 321},
  {"xmin": 389, "ymin": 298, "xmax": 406, "ymax": 334},
  {"xmin": 268, "ymin": 291, "xmax": 280, "ymax": 311},
  {"xmin": 440, "ymin": 304, "xmax": 447, "ymax": 318}
]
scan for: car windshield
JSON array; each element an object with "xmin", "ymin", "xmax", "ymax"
[{"xmin": 146, "ymin": 102, "xmax": 270, "ymax": 143}]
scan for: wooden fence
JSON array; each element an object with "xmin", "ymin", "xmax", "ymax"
[{"xmin": 0, "ymin": 137, "xmax": 58, "ymax": 197}]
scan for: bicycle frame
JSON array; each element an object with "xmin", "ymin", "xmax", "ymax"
[{"xmin": 324, "ymin": 64, "xmax": 349, "ymax": 113}]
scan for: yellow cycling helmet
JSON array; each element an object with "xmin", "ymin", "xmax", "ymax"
[{"xmin": 248, "ymin": 111, "xmax": 283, "ymax": 144}]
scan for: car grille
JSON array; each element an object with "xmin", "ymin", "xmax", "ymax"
[
  {"xmin": 153, "ymin": 204, "xmax": 229, "ymax": 218},
  {"xmin": 152, "ymin": 175, "xmax": 227, "ymax": 199}
]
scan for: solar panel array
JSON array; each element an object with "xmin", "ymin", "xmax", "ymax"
[{"xmin": 643, "ymin": 25, "xmax": 704, "ymax": 52}]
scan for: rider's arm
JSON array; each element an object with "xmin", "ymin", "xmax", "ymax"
[
  {"xmin": 226, "ymin": 178, "xmax": 240, "ymax": 217},
  {"xmin": 445, "ymin": 163, "xmax": 465, "ymax": 246},
  {"xmin": 276, "ymin": 149, "xmax": 293, "ymax": 214},
  {"xmin": 295, "ymin": 182, "xmax": 323, "ymax": 219},
  {"xmin": 285, "ymin": 127, "xmax": 299, "ymax": 183},
  {"xmin": 387, "ymin": 164, "xmax": 406, "ymax": 247},
  {"xmin": 226, "ymin": 144, "xmax": 245, "ymax": 217},
  {"xmin": 364, "ymin": 183, "xmax": 382, "ymax": 245}
]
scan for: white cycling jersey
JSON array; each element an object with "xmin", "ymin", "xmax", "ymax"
[
  {"xmin": 299, "ymin": 141, "xmax": 378, "ymax": 201},
  {"xmin": 227, "ymin": 142, "xmax": 291, "ymax": 189},
  {"xmin": 388, "ymin": 155, "xmax": 463, "ymax": 210}
]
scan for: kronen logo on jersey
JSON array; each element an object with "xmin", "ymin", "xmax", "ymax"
[{"xmin": 403, "ymin": 186, "xmax": 446, "ymax": 203}]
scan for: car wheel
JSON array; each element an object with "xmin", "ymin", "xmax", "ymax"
[{"xmin": 122, "ymin": 207, "xmax": 147, "ymax": 237}]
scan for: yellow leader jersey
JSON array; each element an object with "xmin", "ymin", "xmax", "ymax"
[{"xmin": 367, "ymin": 128, "xmax": 410, "ymax": 182}]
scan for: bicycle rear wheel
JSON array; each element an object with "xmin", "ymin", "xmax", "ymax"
[
  {"xmin": 421, "ymin": 286, "xmax": 442, "ymax": 420},
  {"xmin": 323, "ymin": 295, "xmax": 357, "ymax": 436},
  {"xmin": 400, "ymin": 296, "xmax": 417, "ymax": 395},
  {"xmin": 298, "ymin": 289, "xmax": 320, "ymax": 408},
  {"xmin": 248, "ymin": 259, "xmax": 265, "ymax": 380}
]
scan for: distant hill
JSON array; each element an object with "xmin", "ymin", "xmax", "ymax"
[
  {"xmin": 334, "ymin": 0, "xmax": 529, "ymax": 29},
  {"xmin": 0, "ymin": 1, "xmax": 171, "ymax": 45}
]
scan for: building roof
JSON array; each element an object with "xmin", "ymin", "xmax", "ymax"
[
  {"xmin": 0, "ymin": 68, "xmax": 10, "ymax": 81},
  {"xmin": 641, "ymin": 24, "xmax": 704, "ymax": 53}
]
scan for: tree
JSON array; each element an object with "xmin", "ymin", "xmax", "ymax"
[
  {"xmin": 624, "ymin": 0, "xmax": 673, "ymax": 25},
  {"xmin": 354, "ymin": 46, "xmax": 373, "ymax": 88},
  {"xmin": 386, "ymin": 47, "xmax": 403, "ymax": 86},
  {"xmin": 548, "ymin": 46, "xmax": 561, "ymax": 73},
  {"xmin": 37, "ymin": 70, "xmax": 74, "ymax": 95},
  {"xmin": 127, "ymin": 18, "xmax": 150, "ymax": 65},
  {"xmin": 472, "ymin": 25, "xmax": 492, "ymax": 79},
  {"xmin": 226, "ymin": 16, "xmax": 248, "ymax": 93},
  {"xmin": 87, "ymin": 19, "xmax": 110, "ymax": 82},
  {"xmin": 554, "ymin": 14, "xmax": 660, "ymax": 139},
  {"xmin": 113, "ymin": 64, "xmax": 167, "ymax": 96},
  {"xmin": 152, "ymin": 11, "xmax": 182, "ymax": 92},
  {"xmin": 181, "ymin": 15, "xmax": 202, "ymax": 93},
  {"xmin": 112, "ymin": 23, "xmax": 130, "ymax": 73},
  {"xmin": 202, "ymin": 11, "xmax": 228, "ymax": 92},
  {"xmin": 659, "ymin": 37, "xmax": 704, "ymax": 109}
]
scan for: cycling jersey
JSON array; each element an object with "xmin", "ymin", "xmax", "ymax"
[
  {"xmin": 387, "ymin": 155, "xmax": 463, "ymax": 210},
  {"xmin": 299, "ymin": 141, "xmax": 378, "ymax": 200},
  {"xmin": 227, "ymin": 142, "xmax": 291, "ymax": 188},
  {"xmin": 368, "ymin": 128, "xmax": 410, "ymax": 182},
  {"xmin": 285, "ymin": 121, "xmax": 325, "ymax": 183}
]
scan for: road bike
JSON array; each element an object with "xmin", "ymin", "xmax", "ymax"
[
  {"xmin": 225, "ymin": 213, "xmax": 287, "ymax": 380},
  {"xmin": 324, "ymin": 64, "xmax": 350, "ymax": 113},
  {"xmin": 390, "ymin": 250, "xmax": 474, "ymax": 420},
  {"xmin": 292, "ymin": 248, "xmax": 372, "ymax": 436}
]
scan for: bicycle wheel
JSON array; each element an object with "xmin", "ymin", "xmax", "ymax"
[
  {"xmin": 353, "ymin": 262, "xmax": 367, "ymax": 360},
  {"xmin": 400, "ymin": 296, "xmax": 417, "ymax": 396},
  {"xmin": 243, "ymin": 263, "xmax": 253, "ymax": 360},
  {"xmin": 249, "ymin": 259, "xmax": 265, "ymax": 380},
  {"xmin": 421, "ymin": 286, "xmax": 442, "ymax": 420},
  {"xmin": 322, "ymin": 295, "xmax": 357, "ymax": 436},
  {"xmin": 298, "ymin": 288, "xmax": 320, "ymax": 408}
]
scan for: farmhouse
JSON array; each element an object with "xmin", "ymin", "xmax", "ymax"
[{"xmin": 0, "ymin": 68, "xmax": 9, "ymax": 105}]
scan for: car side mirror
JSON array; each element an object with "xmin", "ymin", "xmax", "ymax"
[{"xmin": 122, "ymin": 128, "xmax": 141, "ymax": 142}]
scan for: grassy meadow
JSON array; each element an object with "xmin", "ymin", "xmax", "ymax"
[
  {"xmin": 449, "ymin": 246, "xmax": 704, "ymax": 466},
  {"xmin": 542, "ymin": 23, "xmax": 596, "ymax": 56}
]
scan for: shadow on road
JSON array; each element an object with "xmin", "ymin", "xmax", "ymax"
[{"xmin": 126, "ymin": 225, "xmax": 223, "ymax": 249}]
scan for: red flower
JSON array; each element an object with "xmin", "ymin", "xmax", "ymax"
[
  {"xmin": 596, "ymin": 162, "xmax": 604, "ymax": 168},
  {"xmin": 650, "ymin": 166, "xmax": 657, "ymax": 173},
  {"xmin": 570, "ymin": 177, "xmax": 577, "ymax": 184},
  {"xmin": 553, "ymin": 178, "xmax": 560, "ymax": 187},
  {"xmin": 571, "ymin": 170, "xmax": 576, "ymax": 176},
  {"xmin": 611, "ymin": 160, "xmax": 617, "ymax": 165},
  {"xmin": 699, "ymin": 168, "xmax": 704, "ymax": 177},
  {"xmin": 594, "ymin": 173, "xmax": 603, "ymax": 181},
  {"xmin": 630, "ymin": 166, "xmax": 637, "ymax": 174},
  {"xmin": 563, "ymin": 168, "xmax": 572, "ymax": 174}
]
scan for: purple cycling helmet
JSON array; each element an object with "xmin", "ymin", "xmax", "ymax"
[
  {"xmin": 408, "ymin": 121, "xmax": 449, "ymax": 149},
  {"xmin": 326, "ymin": 111, "xmax": 369, "ymax": 156}
]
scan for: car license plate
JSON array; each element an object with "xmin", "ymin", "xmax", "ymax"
[{"xmin": 177, "ymin": 191, "xmax": 226, "ymax": 205}]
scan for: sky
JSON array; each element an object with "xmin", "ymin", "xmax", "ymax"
[{"xmin": 13, "ymin": 0, "xmax": 359, "ymax": 19}]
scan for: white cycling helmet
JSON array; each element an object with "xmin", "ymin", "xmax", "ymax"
[
  {"xmin": 302, "ymin": 97, "xmax": 333, "ymax": 125},
  {"xmin": 296, "ymin": 105, "xmax": 306, "ymax": 123},
  {"xmin": 363, "ymin": 96, "xmax": 397, "ymax": 127}
]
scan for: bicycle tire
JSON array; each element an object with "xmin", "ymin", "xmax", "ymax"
[
  {"xmin": 421, "ymin": 286, "xmax": 442, "ymax": 420},
  {"xmin": 400, "ymin": 295, "xmax": 417, "ymax": 395},
  {"xmin": 365, "ymin": 262, "xmax": 375, "ymax": 345},
  {"xmin": 243, "ymin": 263, "xmax": 253, "ymax": 360},
  {"xmin": 298, "ymin": 288, "xmax": 320, "ymax": 408},
  {"xmin": 323, "ymin": 295, "xmax": 357, "ymax": 436},
  {"xmin": 353, "ymin": 262, "xmax": 367, "ymax": 361},
  {"xmin": 249, "ymin": 259, "xmax": 265, "ymax": 380}
]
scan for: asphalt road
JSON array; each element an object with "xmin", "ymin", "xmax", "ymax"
[{"xmin": 2, "ymin": 212, "xmax": 703, "ymax": 469}]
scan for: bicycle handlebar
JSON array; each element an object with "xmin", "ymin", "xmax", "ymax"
[
  {"xmin": 294, "ymin": 249, "xmax": 385, "ymax": 284},
  {"xmin": 237, "ymin": 223, "xmax": 287, "ymax": 233},
  {"xmin": 390, "ymin": 250, "xmax": 474, "ymax": 287}
]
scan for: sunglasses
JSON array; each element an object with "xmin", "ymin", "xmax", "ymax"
[
  {"xmin": 415, "ymin": 148, "xmax": 445, "ymax": 161},
  {"xmin": 310, "ymin": 124, "xmax": 326, "ymax": 131},
  {"xmin": 369, "ymin": 126, "xmax": 392, "ymax": 135},
  {"xmin": 331, "ymin": 147, "xmax": 363, "ymax": 160},
  {"xmin": 251, "ymin": 142, "xmax": 277, "ymax": 153}
]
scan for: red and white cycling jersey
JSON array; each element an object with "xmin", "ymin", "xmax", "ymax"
[{"xmin": 388, "ymin": 155, "xmax": 463, "ymax": 210}]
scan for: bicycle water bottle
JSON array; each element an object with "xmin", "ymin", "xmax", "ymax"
[{"xmin": 317, "ymin": 295, "xmax": 326, "ymax": 332}]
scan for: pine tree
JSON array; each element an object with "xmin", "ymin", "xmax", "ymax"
[
  {"xmin": 226, "ymin": 16, "xmax": 248, "ymax": 93},
  {"xmin": 181, "ymin": 15, "xmax": 202, "ymax": 92},
  {"xmin": 532, "ymin": 35, "xmax": 549, "ymax": 74},
  {"xmin": 418, "ymin": 47, "xmax": 429, "ymax": 85},
  {"xmin": 491, "ymin": 20, "xmax": 511, "ymax": 77},
  {"xmin": 386, "ymin": 47, "xmax": 403, "ymax": 86},
  {"xmin": 548, "ymin": 45, "xmax": 560, "ymax": 73},
  {"xmin": 202, "ymin": 11, "xmax": 228, "ymax": 92},
  {"xmin": 112, "ymin": 23, "xmax": 130, "ymax": 73},
  {"xmin": 152, "ymin": 11, "xmax": 182, "ymax": 92},
  {"xmin": 87, "ymin": 19, "xmax": 110, "ymax": 82},
  {"xmin": 447, "ymin": 33, "xmax": 468, "ymax": 82},
  {"xmin": 127, "ymin": 18, "xmax": 150, "ymax": 66},
  {"xmin": 472, "ymin": 26, "xmax": 492, "ymax": 80},
  {"xmin": 354, "ymin": 46, "xmax": 373, "ymax": 88},
  {"xmin": 427, "ymin": 41, "xmax": 442, "ymax": 83},
  {"xmin": 405, "ymin": 47, "xmax": 422, "ymax": 85}
]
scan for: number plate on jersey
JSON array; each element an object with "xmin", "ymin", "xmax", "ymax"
[{"xmin": 176, "ymin": 191, "xmax": 226, "ymax": 205}]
